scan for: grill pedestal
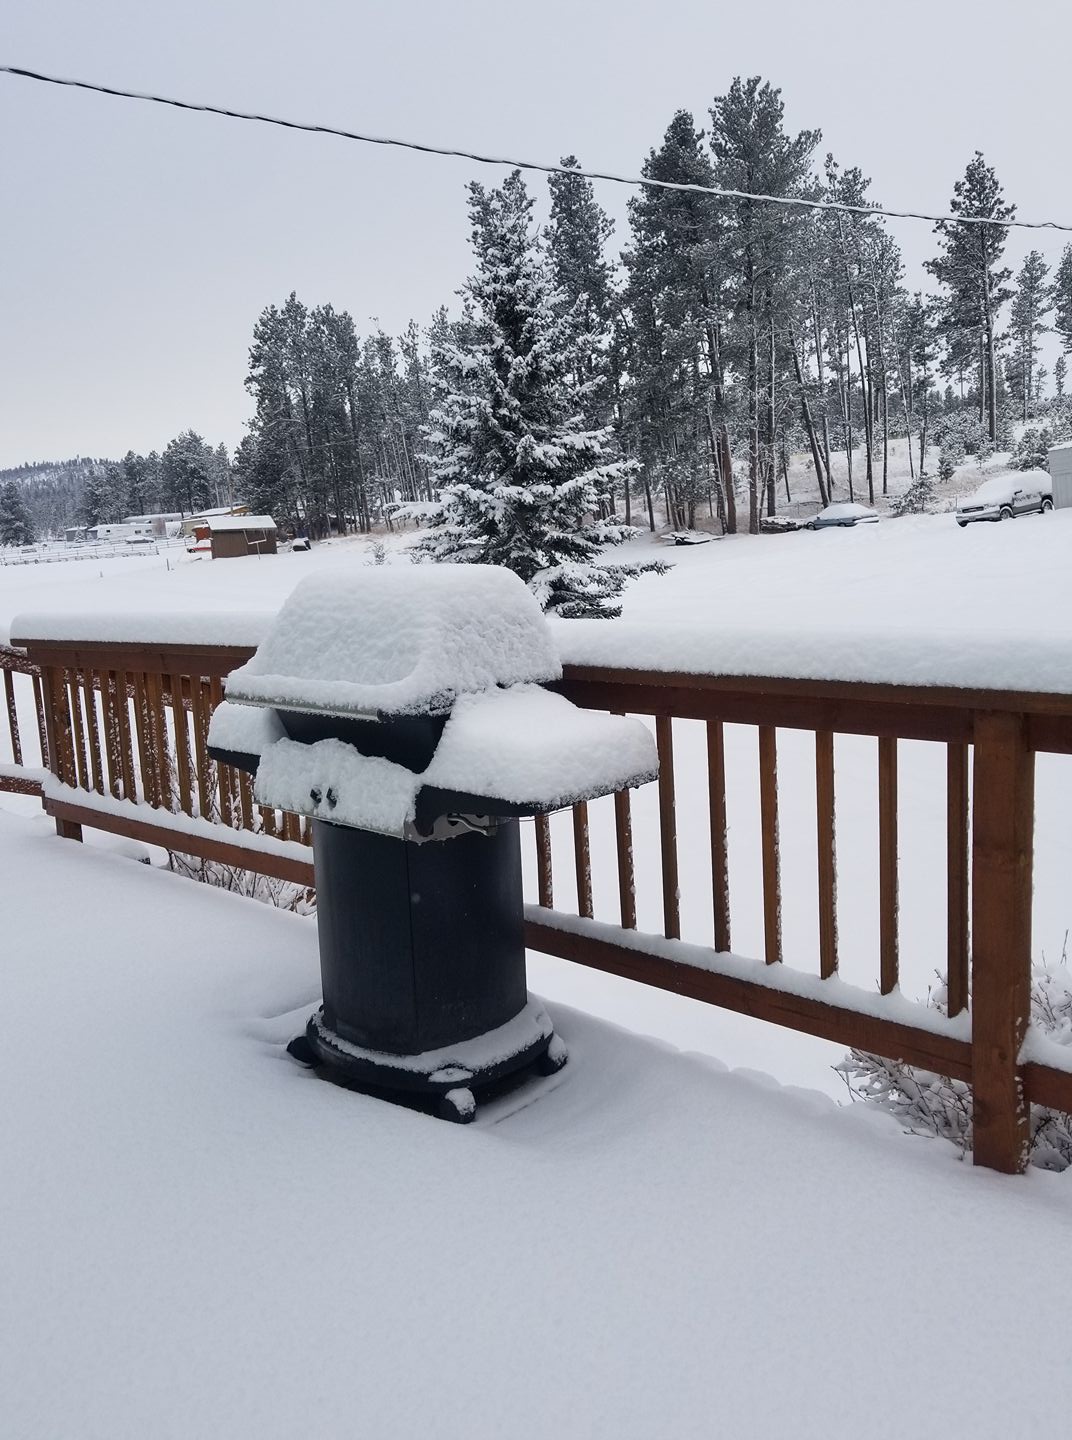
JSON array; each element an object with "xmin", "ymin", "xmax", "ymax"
[{"xmin": 291, "ymin": 817, "xmax": 564, "ymax": 1120}]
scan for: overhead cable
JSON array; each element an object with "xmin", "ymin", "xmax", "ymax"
[{"xmin": 2, "ymin": 62, "xmax": 1067, "ymax": 234}]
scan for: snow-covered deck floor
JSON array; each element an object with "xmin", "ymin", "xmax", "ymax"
[{"xmin": 2, "ymin": 807, "xmax": 1069, "ymax": 1439}]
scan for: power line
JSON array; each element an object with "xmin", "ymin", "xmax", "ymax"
[{"xmin": 3, "ymin": 61, "xmax": 1070, "ymax": 235}]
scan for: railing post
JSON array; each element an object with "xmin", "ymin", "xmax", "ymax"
[
  {"xmin": 970, "ymin": 712, "xmax": 1033, "ymax": 1173},
  {"xmin": 41, "ymin": 664, "xmax": 82, "ymax": 842}
]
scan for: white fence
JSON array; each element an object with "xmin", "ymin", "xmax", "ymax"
[{"xmin": 0, "ymin": 539, "xmax": 188, "ymax": 567}]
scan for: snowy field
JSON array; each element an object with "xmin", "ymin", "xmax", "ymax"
[
  {"xmin": 3, "ymin": 498, "xmax": 1072, "ymax": 1099},
  {"xmin": 3, "ymin": 806, "xmax": 1072, "ymax": 1440}
]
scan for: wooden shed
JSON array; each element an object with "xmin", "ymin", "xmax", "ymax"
[{"xmin": 205, "ymin": 514, "xmax": 278, "ymax": 559}]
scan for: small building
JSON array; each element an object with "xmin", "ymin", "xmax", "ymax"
[
  {"xmin": 205, "ymin": 514, "xmax": 278, "ymax": 560},
  {"xmin": 1047, "ymin": 442, "xmax": 1072, "ymax": 509},
  {"xmin": 179, "ymin": 505, "xmax": 248, "ymax": 539}
]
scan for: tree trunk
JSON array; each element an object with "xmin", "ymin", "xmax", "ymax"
[
  {"xmin": 791, "ymin": 341, "xmax": 829, "ymax": 506},
  {"xmin": 881, "ymin": 383, "xmax": 889, "ymax": 497},
  {"xmin": 642, "ymin": 470, "xmax": 656, "ymax": 532}
]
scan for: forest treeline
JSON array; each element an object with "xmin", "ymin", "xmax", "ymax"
[{"xmin": 9, "ymin": 75, "xmax": 1072, "ymax": 548}]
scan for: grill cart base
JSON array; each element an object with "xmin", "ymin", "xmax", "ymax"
[{"xmin": 291, "ymin": 997, "xmax": 567, "ymax": 1123}]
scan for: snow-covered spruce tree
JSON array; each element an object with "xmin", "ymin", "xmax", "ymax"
[
  {"xmin": 889, "ymin": 473, "xmax": 936, "ymax": 516},
  {"xmin": 418, "ymin": 171, "xmax": 643, "ymax": 618},
  {"xmin": 0, "ymin": 479, "xmax": 35, "ymax": 545}
]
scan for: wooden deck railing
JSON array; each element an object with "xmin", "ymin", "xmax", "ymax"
[
  {"xmin": 6, "ymin": 629, "xmax": 1072, "ymax": 1175},
  {"xmin": 1, "ymin": 645, "xmax": 48, "ymax": 796}
]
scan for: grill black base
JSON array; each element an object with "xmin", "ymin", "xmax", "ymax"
[{"xmin": 290, "ymin": 999, "xmax": 567, "ymax": 1122}]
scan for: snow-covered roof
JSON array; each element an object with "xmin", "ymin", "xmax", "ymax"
[
  {"xmin": 204, "ymin": 515, "xmax": 277, "ymax": 533},
  {"xmin": 225, "ymin": 564, "xmax": 562, "ymax": 717}
]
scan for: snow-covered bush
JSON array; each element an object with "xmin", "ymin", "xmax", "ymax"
[
  {"xmin": 1011, "ymin": 418, "xmax": 1072, "ymax": 471},
  {"xmin": 934, "ymin": 410, "xmax": 989, "ymax": 459},
  {"xmin": 167, "ymin": 852, "xmax": 315, "ymax": 914},
  {"xmin": 937, "ymin": 450, "xmax": 957, "ymax": 484},
  {"xmin": 839, "ymin": 956, "xmax": 1072, "ymax": 1170},
  {"xmin": 889, "ymin": 475, "xmax": 936, "ymax": 516}
]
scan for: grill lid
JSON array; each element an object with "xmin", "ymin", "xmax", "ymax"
[{"xmin": 224, "ymin": 564, "xmax": 562, "ymax": 718}]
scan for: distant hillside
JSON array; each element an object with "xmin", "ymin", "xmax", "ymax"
[{"xmin": 1, "ymin": 457, "xmax": 113, "ymax": 537}]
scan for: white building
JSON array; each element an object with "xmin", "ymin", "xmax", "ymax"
[{"xmin": 1047, "ymin": 441, "xmax": 1072, "ymax": 509}]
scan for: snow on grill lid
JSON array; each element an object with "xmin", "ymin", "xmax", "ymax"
[
  {"xmin": 224, "ymin": 564, "xmax": 562, "ymax": 717},
  {"xmin": 422, "ymin": 687, "xmax": 659, "ymax": 808}
]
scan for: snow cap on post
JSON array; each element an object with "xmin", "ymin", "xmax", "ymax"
[{"xmin": 224, "ymin": 564, "xmax": 563, "ymax": 717}]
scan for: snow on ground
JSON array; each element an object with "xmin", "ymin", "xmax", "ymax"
[
  {"xmin": 2, "ymin": 806, "xmax": 1071, "ymax": 1440},
  {"xmin": 3, "ymin": 505, "xmax": 1072, "ymax": 1096}
]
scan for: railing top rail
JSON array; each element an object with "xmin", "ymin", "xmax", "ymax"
[
  {"xmin": 558, "ymin": 663, "xmax": 1072, "ymax": 717},
  {"xmin": 11, "ymin": 627, "xmax": 1072, "ymax": 749}
]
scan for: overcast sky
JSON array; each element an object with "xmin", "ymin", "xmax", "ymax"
[{"xmin": 3, "ymin": 0, "xmax": 1070, "ymax": 469}]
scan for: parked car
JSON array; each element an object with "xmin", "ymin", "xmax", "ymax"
[
  {"xmin": 955, "ymin": 470, "xmax": 1053, "ymax": 527},
  {"xmin": 810, "ymin": 502, "xmax": 880, "ymax": 530}
]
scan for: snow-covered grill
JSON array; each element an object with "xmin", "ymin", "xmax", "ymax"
[{"xmin": 209, "ymin": 564, "xmax": 658, "ymax": 1121}]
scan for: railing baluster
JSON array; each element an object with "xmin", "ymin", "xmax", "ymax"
[
  {"xmin": 816, "ymin": 729, "xmax": 838, "ymax": 978},
  {"xmin": 656, "ymin": 715, "xmax": 680, "ymax": 940},
  {"xmin": 145, "ymin": 671, "xmax": 175, "ymax": 811},
  {"xmin": 572, "ymin": 802, "xmax": 593, "ymax": 919},
  {"xmin": 114, "ymin": 669, "xmax": 137, "ymax": 801},
  {"xmin": 946, "ymin": 741, "xmax": 970, "ymax": 1018},
  {"xmin": 758, "ymin": 725, "xmax": 782, "ymax": 965},
  {"xmin": 4, "ymin": 667, "xmax": 22, "ymax": 766},
  {"xmin": 878, "ymin": 735, "xmax": 899, "ymax": 994},
  {"xmin": 238, "ymin": 769, "xmax": 255, "ymax": 832},
  {"xmin": 534, "ymin": 813, "xmax": 553, "ymax": 909},
  {"xmin": 706, "ymin": 719, "xmax": 731, "ymax": 952},
  {"xmin": 131, "ymin": 671, "xmax": 155, "ymax": 807},
  {"xmin": 101, "ymin": 670, "xmax": 121, "ymax": 798},
  {"xmin": 208, "ymin": 677, "xmax": 235, "ymax": 827},
  {"xmin": 171, "ymin": 675, "xmax": 194, "ymax": 816},
  {"xmin": 259, "ymin": 805, "xmax": 278, "ymax": 839},
  {"xmin": 613, "ymin": 790, "xmax": 636, "ymax": 930},
  {"xmin": 189, "ymin": 677, "xmax": 211, "ymax": 818},
  {"xmin": 67, "ymin": 670, "xmax": 89, "ymax": 790},
  {"xmin": 32, "ymin": 672, "xmax": 49, "ymax": 768},
  {"xmin": 82, "ymin": 669, "xmax": 104, "ymax": 794}
]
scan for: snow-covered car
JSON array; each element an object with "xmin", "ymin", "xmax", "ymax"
[
  {"xmin": 809, "ymin": 502, "xmax": 880, "ymax": 530},
  {"xmin": 955, "ymin": 470, "xmax": 1053, "ymax": 526}
]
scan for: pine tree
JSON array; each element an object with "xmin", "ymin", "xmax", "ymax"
[
  {"xmin": 1056, "ymin": 355, "xmax": 1067, "ymax": 398},
  {"xmin": 418, "ymin": 171, "xmax": 639, "ymax": 617},
  {"xmin": 1006, "ymin": 250, "xmax": 1051, "ymax": 422},
  {"xmin": 79, "ymin": 465, "xmax": 124, "ymax": 527},
  {"xmin": 546, "ymin": 157, "xmax": 616, "ymax": 425},
  {"xmin": 709, "ymin": 78, "xmax": 819, "ymax": 531},
  {"xmin": 623, "ymin": 111, "xmax": 736, "ymax": 533},
  {"xmin": 160, "ymin": 431, "xmax": 216, "ymax": 515},
  {"xmin": 1053, "ymin": 245, "xmax": 1072, "ymax": 355},
  {"xmin": 925, "ymin": 153, "xmax": 1015, "ymax": 442},
  {"xmin": 0, "ymin": 480, "xmax": 35, "ymax": 545}
]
